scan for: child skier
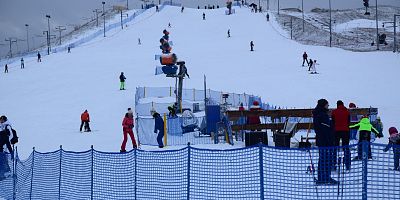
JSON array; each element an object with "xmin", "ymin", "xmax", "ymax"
[
  {"xmin": 310, "ymin": 60, "xmax": 318, "ymax": 74},
  {"xmin": 119, "ymin": 72, "xmax": 126, "ymax": 90},
  {"xmin": 349, "ymin": 116, "xmax": 383, "ymax": 160},
  {"xmin": 383, "ymin": 127, "xmax": 400, "ymax": 171}
]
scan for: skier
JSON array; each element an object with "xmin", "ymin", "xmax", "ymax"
[
  {"xmin": 227, "ymin": 29, "xmax": 231, "ymax": 38},
  {"xmin": 302, "ymin": 52, "xmax": 308, "ymax": 66},
  {"xmin": 331, "ymin": 100, "xmax": 351, "ymax": 171},
  {"xmin": 80, "ymin": 110, "xmax": 91, "ymax": 132},
  {"xmin": 168, "ymin": 103, "xmax": 178, "ymax": 117},
  {"xmin": 310, "ymin": 60, "xmax": 318, "ymax": 74},
  {"xmin": 0, "ymin": 116, "xmax": 18, "ymax": 181},
  {"xmin": 383, "ymin": 127, "xmax": 400, "ymax": 171},
  {"xmin": 159, "ymin": 39, "xmax": 172, "ymax": 54},
  {"xmin": 68, "ymin": 47, "xmax": 71, "ymax": 53},
  {"xmin": 156, "ymin": 5, "xmax": 159, "ymax": 12},
  {"xmin": 4, "ymin": 64, "xmax": 8, "ymax": 73},
  {"xmin": 21, "ymin": 58, "xmax": 24, "ymax": 69},
  {"xmin": 119, "ymin": 72, "xmax": 126, "ymax": 90},
  {"xmin": 37, "ymin": 52, "xmax": 41, "ymax": 62},
  {"xmin": 162, "ymin": 29, "xmax": 170, "ymax": 41},
  {"xmin": 138, "ymin": 38, "xmax": 141, "ymax": 45},
  {"xmin": 349, "ymin": 116, "xmax": 383, "ymax": 160},
  {"xmin": 168, "ymin": 23, "xmax": 171, "ymax": 28},
  {"xmin": 266, "ymin": 13, "xmax": 270, "ymax": 21},
  {"xmin": 181, "ymin": 6, "xmax": 184, "ymax": 12},
  {"xmin": 313, "ymin": 99, "xmax": 337, "ymax": 185},
  {"xmin": 120, "ymin": 113, "xmax": 137, "ymax": 152},
  {"xmin": 203, "ymin": 13, "xmax": 206, "ymax": 20},
  {"xmin": 308, "ymin": 58, "xmax": 313, "ymax": 71},
  {"xmin": 153, "ymin": 112, "xmax": 164, "ymax": 148},
  {"xmin": 250, "ymin": 41, "xmax": 254, "ymax": 51}
]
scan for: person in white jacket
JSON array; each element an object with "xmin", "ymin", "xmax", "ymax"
[{"xmin": 310, "ymin": 60, "xmax": 318, "ymax": 74}]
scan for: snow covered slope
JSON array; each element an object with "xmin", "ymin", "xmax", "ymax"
[{"xmin": 1, "ymin": 6, "xmax": 399, "ymax": 158}]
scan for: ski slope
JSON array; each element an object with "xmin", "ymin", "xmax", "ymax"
[{"xmin": 0, "ymin": 6, "xmax": 399, "ymax": 158}]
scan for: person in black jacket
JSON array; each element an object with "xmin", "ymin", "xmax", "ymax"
[
  {"xmin": 153, "ymin": 112, "xmax": 164, "ymax": 148},
  {"xmin": 119, "ymin": 72, "xmax": 126, "ymax": 90},
  {"xmin": 313, "ymin": 99, "xmax": 337, "ymax": 185}
]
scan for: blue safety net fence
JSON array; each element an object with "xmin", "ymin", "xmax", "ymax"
[{"xmin": 0, "ymin": 142, "xmax": 399, "ymax": 199}]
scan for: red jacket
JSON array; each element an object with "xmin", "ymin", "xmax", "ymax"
[
  {"xmin": 248, "ymin": 106, "xmax": 261, "ymax": 125},
  {"xmin": 331, "ymin": 105, "xmax": 350, "ymax": 131},
  {"xmin": 122, "ymin": 117, "xmax": 134, "ymax": 131},
  {"xmin": 81, "ymin": 112, "xmax": 90, "ymax": 122}
]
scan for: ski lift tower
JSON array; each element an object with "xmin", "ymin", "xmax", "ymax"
[{"xmin": 165, "ymin": 61, "xmax": 188, "ymax": 112}]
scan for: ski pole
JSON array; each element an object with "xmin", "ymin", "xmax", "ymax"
[{"xmin": 337, "ymin": 156, "xmax": 341, "ymax": 199}]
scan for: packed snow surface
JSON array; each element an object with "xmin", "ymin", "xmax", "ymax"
[{"xmin": 0, "ymin": 6, "xmax": 399, "ymax": 159}]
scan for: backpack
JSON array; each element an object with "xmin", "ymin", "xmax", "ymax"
[{"xmin": 4, "ymin": 125, "xmax": 18, "ymax": 144}]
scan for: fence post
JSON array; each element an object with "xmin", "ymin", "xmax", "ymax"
[
  {"xmin": 58, "ymin": 145, "xmax": 62, "ymax": 200},
  {"xmin": 29, "ymin": 147, "xmax": 35, "ymax": 200},
  {"xmin": 134, "ymin": 148, "xmax": 137, "ymax": 200},
  {"xmin": 144, "ymin": 86, "xmax": 146, "ymax": 98},
  {"xmin": 91, "ymin": 145, "xmax": 94, "ymax": 200},
  {"xmin": 164, "ymin": 113, "xmax": 167, "ymax": 146},
  {"xmin": 187, "ymin": 143, "xmax": 191, "ymax": 200},
  {"xmin": 362, "ymin": 141, "xmax": 368, "ymax": 200},
  {"xmin": 13, "ymin": 146, "xmax": 17, "ymax": 200},
  {"xmin": 259, "ymin": 143, "xmax": 264, "ymax": 200}
]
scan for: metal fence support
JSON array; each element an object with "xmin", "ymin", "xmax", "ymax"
[
  {"xmin": 187, "ymin": 143, "xmax": 191, "ymax": 200},
  {"xmin": 12, "ymin": 146, "xmax": 17, "ymax": 200},
  {"xmin": 90, "ymin": 145, "xmax": 94, "ymax": 200},
  {"xmin": 362, "ymin": 141, "xmax": 368, "ymax": 200},
  {"xmin": 134, "ymin": 148, "xmax": 137, "ymax": 200},
  {"xmin": 58, "ymin": 145, "xmax": 62, "ymax": 200},
  {"xmin": 259, "ymin": 143, "xmax": 264, "ymax": 200},
  {"xmin": 29, "ymin": 147, "xmax": 35, "ymax": 200}
]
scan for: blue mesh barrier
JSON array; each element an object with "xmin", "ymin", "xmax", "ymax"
[{"xmin": 1, "ymin": 142, "xmax": 400, "ymax": 199}]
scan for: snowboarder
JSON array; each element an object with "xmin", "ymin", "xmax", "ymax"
[
  {"xmin": 383, "ymin": 127, "xmax": 400, "ymax": 171},
  {"xmin": 313, "ymin": 99, "xmax": 337, "ymax": 185},
  {"xmin": 0, "ymin": 116, "xmax": 18, "ymax": 181},
  {"xmin": 119, "ymin": 72, "xmax": 126, "ymax": 90},
  {"xmin": 168, "ymin": 103, "xmax": 178, "ymax": 117},
  {"xmin": 37, "ymin": 52, "xmax": 41, "ymax": 62},
  {"xmin": 138, "ymin": 38, "xmax": 141, "ymax": 45},
  {"xmin": 310, "ymin": 60, "xmax": 318, "ymax": 74},
  {"xmin": 80, "ymin": 110, "xmax": 91, "ymax": 132},
  {"xmin": 266, "ymin": 13, "xmax": 270, "ymax": 21},
  {"xmin": 203, "ymin": 13, "xmax": 206, "ymax": 20},
  {"xmin": 331, "ymin": 100, "xmax": 351, "ymax": 171},
  {"xmin": 120, "ymin": 113, "xmax": 137, "ymax": 152},
  {"xmin": 68, "ymin": 47, "xmax": 71, "ymax": 53},
  {"xmin": 153, "ymin": 112, "xmax": 164, "ymax": 148},
  {"xmin": 350, "ymin": 116, "xmax": 383, "ymax": 160},
  {"xmin": 302, "ymin": 52, "xmax": 308, "ymax": 66},
  {"xmin": 160, "ymin": 39, "xmax": 172, "ymax": 54},
  {"xmin": 250, "ymin": 41, "xmax": 254, "ymax": 51},
  {"xmin": 4, "ymin": 64, "xmax": 8, "ymax": 73},
  {"xmin": 308, "ymin": 58, "xmax": 313, "ymax": 71},
  {"xmin": 227, "ymin": 29, "xmax": 231, "ymax": 38},
  {"xmin": 181, "ymin": 6, "xmax": 184, "ymax": 12},
  {"xmin": 21, "ymin": 58, "xmax": 24, "ymax": 69}
]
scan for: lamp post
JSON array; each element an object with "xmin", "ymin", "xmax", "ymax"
[
  {"xmin": 46, "ymin": 15, "xmax": 51, "ymax": 54},
  {"xmin": 25, "ymin": 24, "xmax": 30, "ymax": 51},
  {"xmin": 375, "ymin": 0, "xmax": 379, "ymax": 50},
  {"xmin": 302, "ymin": 0, "xmax": 304, "ymax": 32},
  {"xmin": 102, "ymin": 2, "xmax": 106, "ymax": 37}
]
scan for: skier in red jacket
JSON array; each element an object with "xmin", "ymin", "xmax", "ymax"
[
  {"xmin": 80, "ymin": 110, "xmax": 91, "ymax": 132},
  {"xmin": 331, "ymin": 100, "xmax": 351, "ymax": 170},
  {"xmin": 120, "ymin": 113, "xmax": 137, "ymax": 152}
]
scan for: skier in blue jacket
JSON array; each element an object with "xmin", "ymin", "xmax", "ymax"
[{"xmin": 153, "ymin": 112, "xmax": 165, "ymax": 148}]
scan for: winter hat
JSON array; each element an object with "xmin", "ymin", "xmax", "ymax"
[
  {"xmin": 0, "ymin": 115, "xmax": 7, "ymax": 122},
  {"xmin": 389, "ymin": 127, "xmax": 398, "ymax": 136},
  {"xmin": 349, "ymin": 103, "xmax": 356, "ymax": 108},
  {"xmin": 253, "ymin": 101, "xmax": 259, "ymax": 106},
  {"xmin": 337, "ymin": 100, "xmax": 344, "ymax": 106},
  {"xmin": 317, "ymin": 99, "xmax": 328, "ymax": 108}
]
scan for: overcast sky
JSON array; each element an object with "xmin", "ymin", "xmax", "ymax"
[{"xmin": 0, "ymin": 0, "xmax": 399, "ymax": 57}]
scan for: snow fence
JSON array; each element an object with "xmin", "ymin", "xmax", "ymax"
[{"xmin": 1, "ymin": 142, "xmax": 399, "ymax": 200}]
